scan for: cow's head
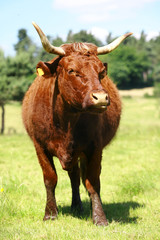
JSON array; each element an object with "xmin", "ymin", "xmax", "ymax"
[
  {"xmin": 56, "ymin": 46, "xmax": 111, "ymax": 113},
  {"xmin": 33, "ymin": 22, "xmax": 132, "ymax": 113}
]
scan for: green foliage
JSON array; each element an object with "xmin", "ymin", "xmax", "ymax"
[
  {"xmin": 110, "ymin": 46, "xmax": 150, "ymax": 89},
  {"xmin": 0, "ymin": 33, "xmax": 36, "ymax": 104},
  {"xmin": 67, "ymin": 30, "xmax": 102, "ymax": 46},
  {"xmin": 100, "ymin": 34, "xmax": 152, "ymax": 89},
  {"xmin": 0, "ymin": 50, "xmax": 10, "ymax": 105},
  {"xmin": 14, "ymin": 29, "xmax": 33, "ymax": 54},
  {"xmin": 52, "ymin": 36, "xmax": 64, "ymax": 47}
]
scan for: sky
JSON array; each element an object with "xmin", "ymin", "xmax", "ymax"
[{"xmin": 1, "ymin": 0, "xmax": 160, "ymax": 56}]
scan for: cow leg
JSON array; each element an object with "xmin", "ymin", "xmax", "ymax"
[
  {"xmin": 34, "ymin": 142, "xmax": 58, "ymax": 221},
  {"xmin": 68, "ymin": 163, "xmax": 83, "ymax": 212},
  {"xmin": 85, "ymin": 149, "xmax": 108, "ymax": 226}
]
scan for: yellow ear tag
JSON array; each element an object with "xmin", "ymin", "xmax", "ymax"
[{"xmin": 37, "ymin": 68, "xmax": 44, "ymax": 76}]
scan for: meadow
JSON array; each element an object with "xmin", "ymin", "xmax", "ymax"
[{"xmin": 0, "ymin": 96, "xmax": 160, "ymax": 240}]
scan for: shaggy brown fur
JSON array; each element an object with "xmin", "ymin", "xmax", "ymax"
[{"xmin": 22, "ymin": 43, "xmax": 121, "ymax": 226}]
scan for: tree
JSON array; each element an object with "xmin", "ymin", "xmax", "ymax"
[
  {"xmin": 0, "ymin": 76, "xmax": 9, "ymax": 134},
  {"xmin": 67, "ymin": 30, "xmax": 73, "ymax": 42},
  {"xmin": 99, "ymin": 45, "xmax": 151, "ymax": 89},
  {"xmin": 66, "ymin": 30, "xmax": 102, "ymax": 46},
  {"xmin": 0, "ymin": 50, "xmax": 11, "ymax": 134},
  {"xmin": 0, "ymin": 30, "xmax": 37, "ymax": 133},
  {"xmin": 52, "ymin": 36, "xmax": 64, "ymax": 47},
  {"xmin": 138, "ymin": 31, "xmax": 147, "ymax": 49},
  {"xmin": 106, "ymin": 32, "xmax": 113, "ymax": 44},
  {"xmin": 14, "ymin": 29, "xmax": 33, "ymax": 54}
]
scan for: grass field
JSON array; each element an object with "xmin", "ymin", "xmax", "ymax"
[{"xmin": 0, "ymin": 97, "xmax": 160, "ymax": 240}]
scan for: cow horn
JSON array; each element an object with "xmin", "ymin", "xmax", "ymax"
[
  {"xmin": 97, "ymin": 32, "xmax": 133, "ymax": 55},
  {"xmin": 32, "ymin": 22, "xmax": 65, "ymax": 56}
]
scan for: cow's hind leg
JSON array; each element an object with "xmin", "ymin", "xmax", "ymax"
[
  {"xmin": 68, "ymin": 163, "xmax": 83, "ymax": 213},
  {"xmin": 34, "ymin": 142, "xmax": 58, "ymax": 221},
  {"xmin": 84, "ymin": 148, "xmax": 108, "ymax": 226}
]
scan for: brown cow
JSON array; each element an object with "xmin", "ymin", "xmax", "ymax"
[{"xmin": 22, "ymin": 22, "xmax": 132, "ymax": 226}]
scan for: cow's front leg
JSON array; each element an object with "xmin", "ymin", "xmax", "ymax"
[
  {"xmin": 68, "ymin": 163, "xmax": 83, "ymax": 212},
  {"xmin": 85, "ymin": 149, "xmax": 108, "ymax": 226},
  {"xmin": 34, "ymin": 142, "xmax": 58, "ymax": 221}
]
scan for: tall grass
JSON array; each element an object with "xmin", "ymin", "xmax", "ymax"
[{"xmin": 0, "ymin": 97, "xmax": 160, "ymax": 239}]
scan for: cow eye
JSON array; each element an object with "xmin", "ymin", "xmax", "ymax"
[{"xmin": 68, "ymin": 69, "xmax": 74, "ymax": 74}]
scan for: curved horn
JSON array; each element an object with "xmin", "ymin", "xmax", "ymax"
[
  {"xmin": 97, "ymin": 32, "xmax": 133, "ymax": 55},
  {"xmin": 32, "ymin": 22, "xmax": 65, "ymax": 56}
]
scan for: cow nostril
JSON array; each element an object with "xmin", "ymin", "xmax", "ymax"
[{"xmin": 92, "ymin": 93, "xmax": 98, "ymax": 101}]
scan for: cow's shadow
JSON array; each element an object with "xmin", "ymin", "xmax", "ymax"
[{"xmin": 60, "ymin": 200, "xmax": 144, "ymax": 224}]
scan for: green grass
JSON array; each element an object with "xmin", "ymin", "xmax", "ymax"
[{"xmin": 0, "ymin": 97, "xmax": 160, "ymax": 239}]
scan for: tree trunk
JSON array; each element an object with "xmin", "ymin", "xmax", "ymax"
[{"xmin": 0, "ymin": 104, "xmax": 5, "ymax": 134}]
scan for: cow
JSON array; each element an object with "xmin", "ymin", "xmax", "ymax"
[{"xmin": 22, "ymin": 22, "xmax": 132, "ymax": 226}]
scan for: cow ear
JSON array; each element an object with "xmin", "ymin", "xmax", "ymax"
[
  {"xmin": 36, "ymin": 58, "xmax": 61, "ymax": 76},
  {"xmin": 36, "ymin": 61, "xmax": 51, "ymax": 76}
]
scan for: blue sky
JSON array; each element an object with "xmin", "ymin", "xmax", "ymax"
[{"xmin": 1, "ymin": 0, "xmax": 160, "ymax": 56}]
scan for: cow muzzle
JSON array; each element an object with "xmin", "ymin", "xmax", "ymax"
[{"xmin": 89, "ymin": 90, "xmax": 110, "ymax": 111}]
